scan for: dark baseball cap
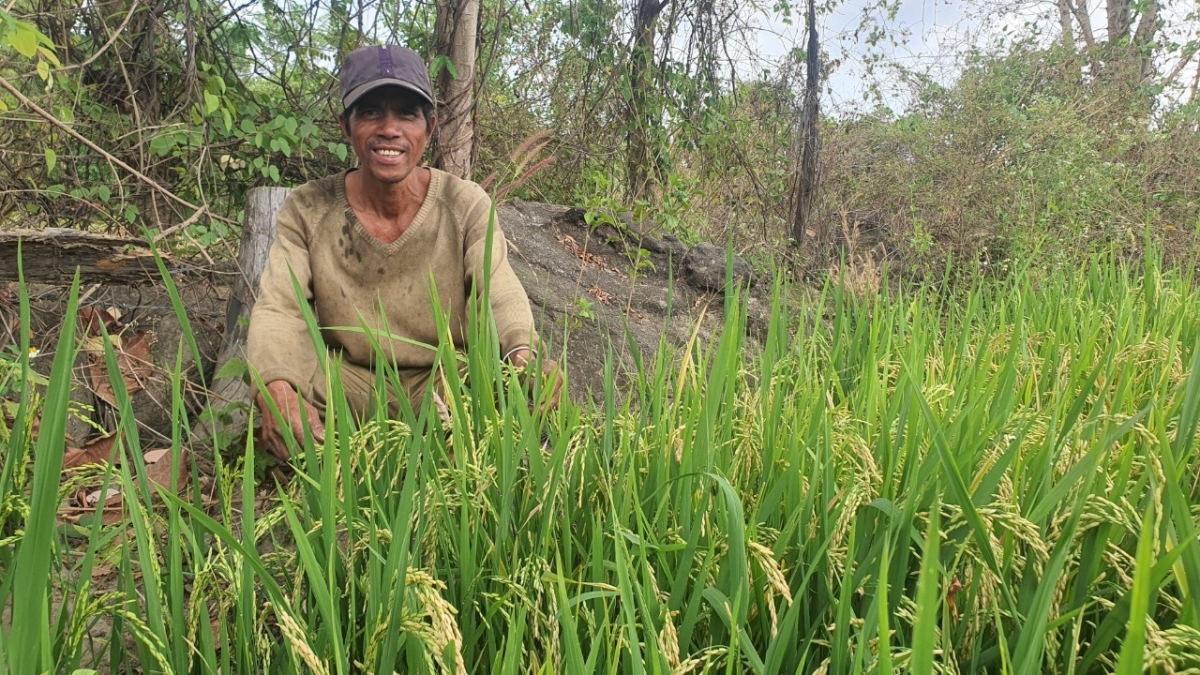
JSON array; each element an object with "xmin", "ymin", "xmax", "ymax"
[{"xmin": 340, "ymin": 45, "xmax": 435, "ymax": 111}]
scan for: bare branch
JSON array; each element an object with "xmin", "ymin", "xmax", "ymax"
[
  {"xmin": 1067, "ymin": 0, "xmax": 1097, "ymax": 50},
  {"xmin": 1162, "ymin": 41, "xmax": 1200, "ymax": 88}
]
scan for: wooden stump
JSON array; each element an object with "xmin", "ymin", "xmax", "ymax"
[{"xmin": 195, "ymin": 187, "xmax": 291, "ymax": 443}]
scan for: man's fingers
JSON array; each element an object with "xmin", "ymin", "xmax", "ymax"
[
  {"xmin": 535, "ymin": 360, "xmax": 563, "ymax": 412},
  {"xmin": 288, "ymin": 400, "xmax": 325, "ymax": 445},
  {"xmin": 308, "ymin": 405, "xmax": 327, "ymax": 443},
  {"xmin": 262, "ymin": 430, "xmax": 290, "ymax": 463}
]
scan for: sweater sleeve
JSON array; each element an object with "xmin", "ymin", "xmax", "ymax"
[
  {"xmin": 460, "ymin": 191, "xmax": 538, "ymax": 356},
  {"xmin": 246, "ymin": 189, "xmax": 322, "ymax": 390}
]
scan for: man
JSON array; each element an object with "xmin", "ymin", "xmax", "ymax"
[{"xmin": 247, "ymin": 45, "xmax": 559, "ymax": 462}]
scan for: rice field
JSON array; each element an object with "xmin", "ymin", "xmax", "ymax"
[{"xmin": 3, "ymin": 247, "xmax": 1200, "ymax": 674}]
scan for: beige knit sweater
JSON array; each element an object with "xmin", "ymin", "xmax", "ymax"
[{"xmin": 246, "ymin": 168, "xmax": 537, "ymax": 392}]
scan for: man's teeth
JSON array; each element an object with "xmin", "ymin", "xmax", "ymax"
[{"xmin": 376, "ymin": 149, "xmax": 401, "ymax": 156}]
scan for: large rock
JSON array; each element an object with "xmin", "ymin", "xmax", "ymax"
[
  {"xmin": 682, "ymin": 242, "xmax": 756, "ymax": 293},
  {"xmin": 499, "ymin": 201, "xmax": 770, "ymax": 403}
]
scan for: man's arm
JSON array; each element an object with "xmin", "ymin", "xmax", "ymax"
[
  {"xmin": 460, "ymin": 193, "xmax": 537, "ymax": 353},
  {"xmin": 247, "ymin": 190, "xmax": 327, "ymax": 458}
]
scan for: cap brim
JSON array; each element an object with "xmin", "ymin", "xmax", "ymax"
[{"xmin": 343, "ymin": 78, "xmax": 435, "ymax": 110}]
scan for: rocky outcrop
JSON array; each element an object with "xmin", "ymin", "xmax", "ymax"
[{"xmin": 499, "ymin": 201, "xmax": 770, "ymax": 402}]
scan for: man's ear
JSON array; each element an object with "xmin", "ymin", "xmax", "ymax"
[
  {"xmin": 338, "ymin": 113, "xmax": 350, "ymax": 138},
  {"xmin": 426, "ymin": 114, "xmax": 437, "ymax": 139}
]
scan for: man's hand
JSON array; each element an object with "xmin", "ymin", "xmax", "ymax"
[
  {"xmin": 256, "ymin": 380, "xmax": 325, "ymax": 463},
  {"xmin": 507, "ymin": 347, "xmax": 563, "ymax": 412}
]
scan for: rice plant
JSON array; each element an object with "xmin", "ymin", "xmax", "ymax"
[{"xmin": 2, "ymin": 244, "xmax": 1200, "ymax": 673}]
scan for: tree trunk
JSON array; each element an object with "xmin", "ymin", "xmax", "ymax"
[
  {"xmin": 1098, "ymin": 0, "xmax": 1158, "ymax": 107},
  {"xmin": 1068, "ymin": 0, "xmax": 1097, "ymax": 49},
  {"xmin": 790, "ymin": 0, "xmax": 820, "ymax": 249},
  {"xmin": 0, "ymin": 229, "xmax": 172, "ymax": 284},
  {"xmin": 1057, "ymin": 0, "xmax": 1075, "ymax": 51},
  {"xmin": 627, "ymin": 0, "xmax": 667, "ymax": 202},
  {"xmin": 1106, "ymin": 0, "xmax": 1132, "ymax": 42},
  {"xmin": 1061, "ymin": 0, "xmax": 1158, "ymax": 104},
  {"xmin": 432, "ymin": 0, "xmax": 480, "ymax": 180},
  {"xmin": 193, "ymin": 187, "xmax": 290, "ymax": 443},
  {"xmin": 1131, "ymin": 0, "xmax": 1160, "ymax": 83},
  {"xmin": 1063, "ymin": 0, "xmax": 1101, "ymax": 73}
]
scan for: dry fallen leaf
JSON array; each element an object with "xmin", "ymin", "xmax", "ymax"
[
  {"xmin": 588, "ymin": 284, "xmax": 613, "ymax": 306},
  {"xmin": 63, "ymin": 433, "xmax": 118, "ymax": 469},
  {"xmin": 80, "ymin": 305, "xmax": 121, "ymax": 338},
  {"xmin": 947, "ymin": 575, "xmax": 963, "ymax": 619},
  {"xmin": 87, "ymin": 329, "xmax": 157, "ymax": 406},
  {"xmin": 142, "ymin": 447, "xmax": 184, "ymax": 489},
  {"xmin": 558, "ymin": 235, "xmax": 622, "ymax": 275},
  {"xmin": 70, "ymin": 486, "xmax": 124, "ymax": 526},
  {"xmin": 61, "ymin": 447, "xmax": 186, "ymax": 526},
  {"xmin": 84, "ymin": 487, "xmax": 121, "ymax": 507}
]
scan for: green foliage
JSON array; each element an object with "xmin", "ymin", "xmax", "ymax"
[
  {"xmin": 0, "ymin": 0, "xmax": 364, "ymax": 237},
  {"xmin": 0, "ymin": 8, "xmax": 58, "ymax": 73},
  {"xmin": 812, "ymin": 43, "xmax": 1200, "ymax": 280},
  {"xmin": 0, "ymin": 0, "xmax": 1195, "ymax": 284}
]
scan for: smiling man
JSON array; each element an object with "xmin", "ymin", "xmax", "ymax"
[{"xmin": 246, "ymin": 45, "xmax": 558, "ymax": 461}]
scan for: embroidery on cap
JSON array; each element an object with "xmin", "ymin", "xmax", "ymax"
[{"xmin": 378, "ymin": 46, "xmax": 394, "ymax": 77}]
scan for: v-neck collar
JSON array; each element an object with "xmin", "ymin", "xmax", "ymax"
[{"xmin": 338, "ymin": 168, "xmax": 443, "ymax": 255}]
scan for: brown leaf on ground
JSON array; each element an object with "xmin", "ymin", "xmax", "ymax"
[
  {"xmin": 60, "ymin": 447, "xmax": 186, "ymax": 526},
  {"xmin": 90, "ymin": 563, "xmax": 117, "ymax": 581},
  {"xmin": 80, "ymin": 305, "xmax": 120, "ymax": 338},
  {"xmin": 87, "ymin": 329, "xmax": 157, "ymax": 406},
  {"xmin": 558, "ymin": 235, "xmax": 622, "ymax": 275},
  {"xmin": 142, "ymin": 447, "xmax": 185, "ymax": 489},
  {"xmin": 71, "ymin": 487, "xmax": 123, "ymax": 526},
  {"xmin": 588, "ymin": 284, "xmax": 613, "ymax": 306},
  {"xmin": 63, "ymin": 432, "xmax": 118, "ymax": 469}
]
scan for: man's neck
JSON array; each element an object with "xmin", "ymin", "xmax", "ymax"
[
  {"xmin": 347, "ymin": 167, "xmax": 428, "ymax": 218},
  {"xmin": 345, "ymin": 167, "xmax": 431, "ymax": 243}
]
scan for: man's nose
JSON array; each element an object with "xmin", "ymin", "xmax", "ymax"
[{"xmin": 379, "ymin": 110, "xmax": 405, "ymax": 136}]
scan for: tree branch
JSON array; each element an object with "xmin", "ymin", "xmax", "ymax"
[
  {"xmin": 1161, "ymin": 41, "xmax": 1199, "ymax": 88},
  {"xmin": 1067, "ymin": 0, "xmax": 1097, "ymax": 50}
]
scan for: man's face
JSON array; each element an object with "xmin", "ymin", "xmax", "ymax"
[{"xmin": 341, "ymin": 86, "xmax": 434, "ymax": 187}]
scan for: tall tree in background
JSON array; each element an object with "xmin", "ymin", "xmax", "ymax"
[
  {"xmin": 1055, "ymin": 0, "xmax": 1162, "ymax": 88},
  {"xmin": 433, "ymin": 0, "xmax": 480, "ymax": 179},
  {"xmin": 790, "ymin": 0, "xmax": 820, "ymax": 248},
  {"xmin": 1104, "ymin": 0, "xmax": 1160, "ymax": 85},
  {"xmin": 626, "ymin": 0, "xmax": 668, "ymax": 202}
]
